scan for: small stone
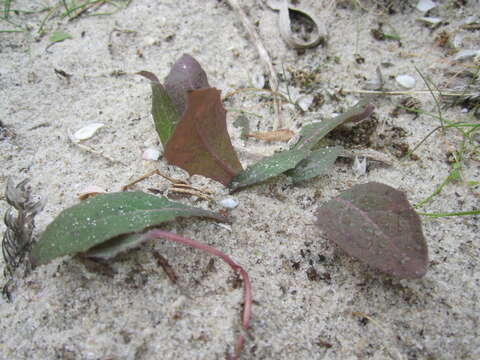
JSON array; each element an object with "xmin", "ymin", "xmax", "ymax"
[{"xmin": 142, "ymin": 148, "xmax": 161, "ymax": 161}]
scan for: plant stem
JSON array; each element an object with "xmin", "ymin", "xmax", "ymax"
[{"xmin": 141, "ymin": 229, "xmax": 252, "ymax": 360}]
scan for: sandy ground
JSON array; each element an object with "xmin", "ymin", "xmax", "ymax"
[{"xmin": 1, "ymin": 0, "xmax": 479, "ymax": 359}]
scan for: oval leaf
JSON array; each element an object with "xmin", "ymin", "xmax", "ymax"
[
  {"xmin": 30, "ymin": 192, "xmax": 225, "ymax": 266},
  {"xmin": 138, "ymin": 71, "xmax": 180, "ymax": 146},
  {"xmin": 229, "ymin": 148, "xmax": 310, "ymax": 192},
  {"xmin": 164, "ymin": 54, "xmax": 210, "ymax": 116},
  {"xmin": 164, "ymin": 88, "xmax": 243, "ymax": 186},
  {"xmin": 315, "ymin": 182, "xmax": 428, "ymax": 279},
  {"xmin": 287, "ymin": 146, "xmax": 343, "ymax": 184}
]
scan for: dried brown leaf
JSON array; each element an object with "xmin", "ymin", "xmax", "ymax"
[{"xmin": 246, "ymin": 128, "xmax": 295, "ymax": 142}]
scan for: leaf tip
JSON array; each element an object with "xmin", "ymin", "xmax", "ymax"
[{"xmin": 137, "ymin": 71, "xmax": 160, "ymax": 83}]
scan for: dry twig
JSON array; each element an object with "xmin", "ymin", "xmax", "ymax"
[
  {"xmin": 122, "ymin": 169, "xmax": 213, "ymax": 200},
  {"xmin": 226, "ymin": 0, "xmax": 283, "ymax": 129}
]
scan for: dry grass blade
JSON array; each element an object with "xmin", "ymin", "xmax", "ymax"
[{"xmin": 121, "ymin": 169, "xmax": 186, "ymax": 191}]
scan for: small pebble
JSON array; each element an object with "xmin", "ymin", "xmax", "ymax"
[
  {"xmin": 219, "ymin": 197, "xmax": 239, "ymax": 209},
  {"xmin": 142, "ymin": 148, "xmax": 161, "ymax": 161}
]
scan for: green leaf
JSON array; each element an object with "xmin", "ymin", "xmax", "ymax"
[
  {"xmin": 229, "ymin": 149, "xmax": 310, "ymax": 192},
  {"xmin": 30, "ymin": 192, "xmax": 225, "ymax": 266},
  {"xmin": 49, "ymin": 31, "xmax": 72, "ymax": 43},
  {"xmin": 287, "ymin": 146, "xmax": 343, "ymax": 183},
  {"xmin": 138, "ymin": 71, "xmax": 180, "ymax": 146},
  {"xmin": 85, "ymin": 233, "xmax": 151, "ymax": 259},
  {"xmin": 291, "ymin": 100, "xmax": 374, "ymax": 151}
]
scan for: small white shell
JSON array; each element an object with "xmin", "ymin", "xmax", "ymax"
[
  {"xmin": 417, "ymin": 16, "xmax": 442, "ymax": 25},
  {"xmin": 416, "ymin": 0, "xmax": 436, "ymax": 12},
  {"xmin": 296, "ymin": 94, "xmax": 314, "ymax": 112},
  {"xmin": 219, "ymin": 197, "xmax": 239, "ymax": 209},
  {"xmin": 353, "ymin": 156, "xmax": 367, "ymax": 176},
  {"xmin": 396, "ymin": 75, "xmax": 416, "ymax": 89},
  {"xmin": 216, "ymin": 223, "xmax": 232, "ymax": 232},
  {"xmin": 142, "ymin": 148, "xmax": 161, "ymax": 161},
  {"xmin": 251, "ymin": 66, "xmax": 265, "ymax": 89},
  {"xmin": 454, "ymin": 49, "xmax": 480, "ymax": 61},
  {"xmin": 72, "ymin": 123, "xmax": 105, "ymax": 141}
]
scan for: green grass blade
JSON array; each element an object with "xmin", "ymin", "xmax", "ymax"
[{"xmin": 417, "ymin": 210, "xmax": 480, "ymax": 218}]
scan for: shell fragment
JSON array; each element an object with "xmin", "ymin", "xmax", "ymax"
[
  {"xmin": 396, "ymin": 75, "xmax": 416, "ymax": 89},
  {"xmin": 72, "ymin": 123, "xmax": 105, "ymax": 142},
  {"xmin": 416, "ymin": 0, "xmax": 436, "ymax": 12}
]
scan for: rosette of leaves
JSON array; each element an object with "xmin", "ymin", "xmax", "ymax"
[
  {"xmin": 138, "ymin": 54, "xmax": 243, "ymax": 186},
  {"xmin": 139, "ymin": 54, "xmax": 375, "ymax": 191}
]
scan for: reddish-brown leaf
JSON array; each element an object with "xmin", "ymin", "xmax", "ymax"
[
  {"xmin": 316, "ymin": 182, "xmax": 428, "ymax": 279},
  {"xmin": 164, "ymin": 54, "xmax": 210, "ymax": 116},
  {"xmin": 164, "ymin": 88, "xmax": 243, "ymax": 186}
]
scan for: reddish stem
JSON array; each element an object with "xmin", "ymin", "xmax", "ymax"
[{"xmin": 141, "ymin": 229, "xmax": 252, "ymax": 359}]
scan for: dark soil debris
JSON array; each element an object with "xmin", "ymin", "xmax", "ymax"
[{"xmin": 328, "ymin": 117, "xmax": 378, "ymax": 147}]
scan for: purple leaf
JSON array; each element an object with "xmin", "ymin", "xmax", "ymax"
[
  {"xmin": 164, "ymin": 53, "xmax": 210, "ymax": 116},
  {"xmin": 316, "ymin": 182, "xmax": 428, "ymax": 279},
  {"xmin": 164, "ymin": 88, "xmax": 243, "ymax": 186}
]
